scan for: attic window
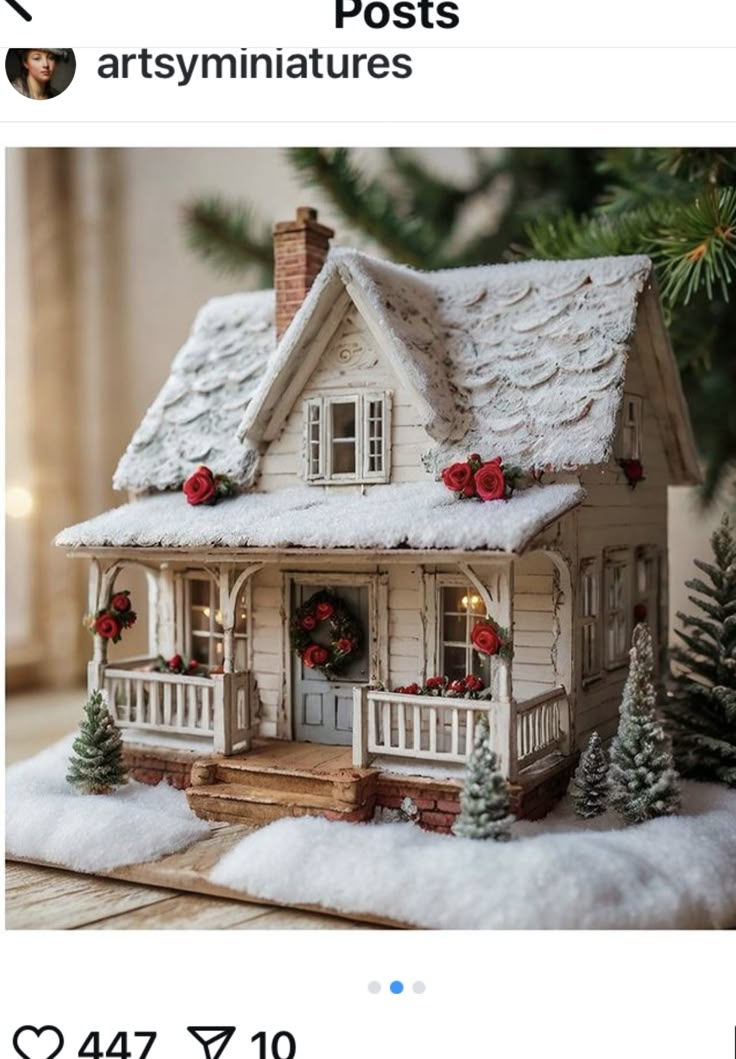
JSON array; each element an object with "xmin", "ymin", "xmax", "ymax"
[
  {"xmin": 620, "ymin": 394, "xmax": 643, "ymax": 460},
  {"xmin": 304, "ymin": 394, "xmax": 391, "ymax": 484}
]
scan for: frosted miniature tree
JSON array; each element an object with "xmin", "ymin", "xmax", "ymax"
[
  {"xmin": 453, "ymin": 715, "xmax": 514, "ymax": 841},
  {"xmin": 609, "ymin": 624, "xmax": 680, "ymax": 824},
  {"xmin": 67, "ymin": 689, "xmax": 128, "ymax": 795},
  {"xmin": 664, "ymin": 514, "xmax": 736, "ymax": 787},
  {"xmin": 570, "ymin": 731, "xmax": 609, "ymax": 818}
]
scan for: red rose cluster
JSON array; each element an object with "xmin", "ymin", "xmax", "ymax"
[
  {"xmin": 157, "ymin": 653, "xmax": 200, "ymax": 675},
  {"xmin": 619, "ymin": 458, "xmax": 645, "ymax": 489},
  {"xmin": 85, "ymin": 590, "xmax": 137, "ymax": 644},
  {"xmin": 183, "ymin": 465, "xmax": 235, "ymax": 506},
  {"xmin": 441, "ymin": 454, "xmax": 519, "ymax": 502},
  {"xmin": 393, "ymin": 673, "xmax": 486, "ymax": 700},
  {"xmin": 470, "ymin": 619, "xmax": 505, "ymax": 656}
]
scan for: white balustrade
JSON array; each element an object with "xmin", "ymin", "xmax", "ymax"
[
  {"xmin": 353, "ymin": 685, "xmax": 570, "ymax": 775},
  {"xmin": 103, "ymin": 665, "xmax": 216, "ymax": 737}
]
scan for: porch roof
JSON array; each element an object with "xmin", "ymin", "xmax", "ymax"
[{"xmin": 55, "ymin": 482, "xmax": 584, "ymax": 555}]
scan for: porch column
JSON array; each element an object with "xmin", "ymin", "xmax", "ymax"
[
  {"xmin": 218, "ymin": 566, "xmax": 236, "ymax": 673},
  {"xmin": 87, "ymin": 558, "xmax": 106, "ymax": 693},
  {"xmin": 493, "ymin": 561, "xmax": 515, "ymax": 779}
]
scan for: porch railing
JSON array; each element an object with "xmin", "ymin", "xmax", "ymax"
[
  {"xmin": 90, "ymin": 659, "xmax": 258, "ymax": 754},
  {"xmin": 353, "ymin": 685, "xmax": 570, "ymax": 778}
]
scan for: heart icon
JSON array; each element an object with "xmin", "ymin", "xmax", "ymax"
[{"xmin": 12, "ymin": 1026, "xmax": 64, "ymax": 1059}]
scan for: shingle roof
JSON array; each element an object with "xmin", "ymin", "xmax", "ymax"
[
  {"xmin": 113, "ymin": 290, "xmax": 273, "ymax": 492},
  {"xmin": 55, "ymin": 482, "xmax": 585, "ymax": 555}
]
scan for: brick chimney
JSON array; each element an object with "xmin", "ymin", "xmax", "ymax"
[{"xmin": 273, "ymin": 207, "xmax": 334, "ymax": 340}]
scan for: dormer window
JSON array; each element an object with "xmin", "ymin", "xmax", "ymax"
[
  {"xmin": 620, "ymin": 394, "xmax": 642, "ymax": 460},
  {"xmin": 304, "ymin": 393, "xmax": 391, "ymax": 483}
]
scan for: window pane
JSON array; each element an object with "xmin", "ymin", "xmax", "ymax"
[
  {"xmin": 307, "ymin": 402, "xmax": 321, "ymax": 476},
  {"xmin": 444, "ymin": 646, "xmax": 468, "ymax": 682},
  {"xmin": 190, "ymin": 632, "xmax": 211, "ymax": 665},
  {"xmin": 190, "ymin": 579, "xmax": 210, "ymax": 606},
  {"xmin": 332, "ymin": 439, "xmax": 356, "ymax": 475},
  {"xmin": 331, "ymin": 401, "xmax": 356, "ymax": 440},
  {"xmin": 442, "ymin": 614, "xmax": 467, "ymax": 644}
]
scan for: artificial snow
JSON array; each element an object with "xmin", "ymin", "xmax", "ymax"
[
  {"xmin": 5, "ymin": 736, "xmax": 209, "ymax": 873},
  {"xmin": 54, "ymin": 481, "xmax": 584, "ymax": 554},
  {"xmin": 210, "ymin": 782, "xmax": 736, "ymax": 929}
]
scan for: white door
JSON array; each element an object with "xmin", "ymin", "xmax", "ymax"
[{"xmin": 292, "ymin": 583, "xmax": 370, "ymax": 745}]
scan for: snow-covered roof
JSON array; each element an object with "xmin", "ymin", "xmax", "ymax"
[
  {"xmin": 112, "ymin": 246, "xmax": 699, "ymax": 493},
  {"xmin": 240, "ymin": 249, "xmax": 665, "ymax": 473},
  {"xmin": 54, "ymin": 482, "xmax": 584, "ymax": 555},
  {"xmin": 113, "ymin": 290, "xmax": 273, "ymax": 492}
]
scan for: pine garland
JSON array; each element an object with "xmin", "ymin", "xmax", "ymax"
[
  {"xmin": 609, "ymin": 624, "xmax": 680, "ymax": 824},
  {"xmin": 664, "ymin": 514, "xmax": 736, "ymax": 786},
  {"xmin": 453, "ymin": 715, "xmax": 514, "ymax": 841},
  {"xmin": 67, "ymin": 689, "xmax": 128, "ymax": 795},
  {"xmin": 571, "ymin": 731, "xmax": 609, "ymax": 819}
]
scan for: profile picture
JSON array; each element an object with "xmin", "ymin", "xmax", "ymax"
[{"xmin": 5, "ymin": 48, "xmax": 76, "ymax": 100}]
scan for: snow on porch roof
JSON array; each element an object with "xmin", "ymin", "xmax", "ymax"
[{"xmin": 55, "ymin": 482, "xmax": 584, "ymax": 555}]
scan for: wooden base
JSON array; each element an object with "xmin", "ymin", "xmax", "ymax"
[{"xmin": 6, "ymin": 821, "xmax": 407, "ymax": 930}]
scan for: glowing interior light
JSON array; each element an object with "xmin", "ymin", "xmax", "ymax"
[
  {"xmin": 202, "ymin": 607, "xmax": 211, "ymax": 618},
  {"xmin": 6, "ymin": 486, "xmax": 34, "ymax": 519}
]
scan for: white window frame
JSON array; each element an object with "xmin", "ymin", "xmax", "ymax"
[
  {"xmin": 619, "ymin": 394, "xmax": 643, "ymax": 461},
  {"xmin": 180, "ymin": 572, "xmax": 249, "ymax": 670},
  {"xmin": 435, "ymin": 576, "xmax": 492, "ymax": 685},
  {"xmin": 580, "ymin": 557, "xmax": 602, "ymax": 682},
  {"xmin": 303, "ymin": 392, "xmax": 391, "ymax": 484},
  {"xmin": 604, "ymin": 549, "xmax": 631, "ymax": 669}
]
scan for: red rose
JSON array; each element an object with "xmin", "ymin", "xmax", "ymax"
[
  {"xmin": 300, "ymin": 614, "xmax": 317, "ymax": 631},
  {"xmin": 474, "ymin": 458, "xmax": 506, "ymax": 502},
  {"xmin": 314, "ymin": 601, "xmax": 334, "ymax": 621},
  {"xmin": 168, "ymin": 654, "xmax": 184, "ymax": 672},
  {"xmin": 336, "ymin": 638, "xmax": 353, "ymax": 654},
  {"xmin": 471, "ymin": 621, "xmax": 502, "ymax": 656},
  {"xmin": 464, "ymin": 674, "xmax": 483, "ymax": 691},
  {"xmin": 125, "ymin": 612, "xmax": 137, "ymax": 626},
  {"xmin": 404, "ymin": 683, "xmax": 421, "ymax": 695},
  {"xmin": 187, "ymin": 660, "xmax": 200, "ymax": 673},
  {"xmin": 634, "ymin": 603, "xmax": 648, "ymax": 623},
  {"xmin": 426, "ymin": 676, "xmax": 445, "ymax": 689},
  {"xmin": 449, "ymin": 679, "xmax": 466, "ymax": 693},
  {"xmin": 95, "ymin": 613, "xmax": 121, "ymax": 640},
  {"xmin": 462, "ymin": 481, "xmax": 477, "ymax": 498},
  {"xmin": 621, "ymin": 459, "xmax": 644, "ymax": 482},
  {"xmin": 111, "ymin": 592, "xmax": 131, "ymax": 613},
  {"xmin": 394, "ymin": 686, "xmax": 406, "ymax": 694},
  {"xmin": 302, "ymin": 643, "xmax": 329, "ymax": 669},
  {"xmin": 183, "ymin": 465, "xmax": 217, "ymax": 506},
  {"xmin": 467, "ymin": 453, "xmax": 482, "ymax": 464},
  {"xmin": 441, "ymin": 462, "xmax": 474, "ymax": 493}
]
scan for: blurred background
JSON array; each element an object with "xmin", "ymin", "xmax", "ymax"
[{"xmin": 6, "ymin": 147, "xmax": 736, "ymax": 747}]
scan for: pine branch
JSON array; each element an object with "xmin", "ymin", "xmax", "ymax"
[
  {"xmin": 656, "ymin": 188, "xmax": 736, "ymax": 304},
  {"xmin": 182, "ymin": 197, "xmax": 274, "ymax": 281}
]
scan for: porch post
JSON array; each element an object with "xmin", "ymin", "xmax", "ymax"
[
  {"xmin": 87, "ymin": 559, "xmax": 107, "ymax": 693},
  {"xmin": 219, "ymin": 565, "xmax": 235, "ymax": 673},
  {"xmin": 495, "ymin": 560, "xmax": 515, "ymax": 779}
]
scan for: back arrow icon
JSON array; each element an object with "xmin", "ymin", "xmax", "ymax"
[{"xmin": 3, "ymin": 0, "xmax": 33, "ymax": 21}]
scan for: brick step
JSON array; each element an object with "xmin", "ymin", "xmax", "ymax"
[{"xmin": 186, "ymin": 784, "xmax": 375, "ymax": 825}]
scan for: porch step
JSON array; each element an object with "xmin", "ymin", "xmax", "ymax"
[
  {"xmin": 185, "ymin": 743, "xmax": 378, "ymax": 825},
  {"xmin": 186, "ymin": 782, "xmax": 376, "ymax": 825}
]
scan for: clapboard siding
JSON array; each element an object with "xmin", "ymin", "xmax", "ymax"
[
  {"xmin": 574, "ymin": 323, "xmax": 670, "ymax": 749},
  {"xmin": 250, "ymin": 565, "xmax": 284, "ymax": 733},
  {"xmin": 512, "ymin": 553, "xmax": 557, "ymax": 702},
  {"xmin": 257, "ymin": 305, "xmax": 431, "ymax": 491}
]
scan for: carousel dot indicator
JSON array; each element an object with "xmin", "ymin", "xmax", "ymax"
[
  {"xmin": 368, "ymin": 981, "xmax": 381, "ymax": 994},
  {"xmin": 412, "ymin": 981, "xmax": 426, "ymax": 994},
  {"xmin": 389, "ymin": 981, "xmax": 404, "ymax": 994}
]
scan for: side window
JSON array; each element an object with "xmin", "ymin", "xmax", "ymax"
[
  {"xmin": 304, "ymin": 393, "xmax": 390, "ymax": 483},
  {"xmin": 437, "ymin": 584, "xmax": 491, "ymax": 685},
  {"xmin": 604, "ymin": 551, "xmax": 631, "ymax": 668},
  {"xmin": 185, "ymin": 574, "xmax": 248, "ymax": 670},
  {"xmin": 580, "ymin": 558, "xmax": 601, "ymax": 680},
  {"xmin": 620, "ymin": 394, "xmax": 643, "ymax": 460}
]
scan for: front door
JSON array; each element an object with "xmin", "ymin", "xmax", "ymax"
[{"xmin": 292, "ymin": 582, "xmax": 370, "ymax": 745}]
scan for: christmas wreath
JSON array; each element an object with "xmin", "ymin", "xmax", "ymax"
[{"xmin": 291, "ymin": 590, "xmax": 361, "ymax": 677}]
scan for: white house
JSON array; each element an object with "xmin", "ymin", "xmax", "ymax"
[{"xmin": 56, "ymin": 207, "xmax": 699, "ymax": 829}]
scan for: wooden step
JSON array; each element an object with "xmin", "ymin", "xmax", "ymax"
[
  {"xmin": 211, "ymin": 761, "xmax": 374, "ymax": 804},
  {"xmin": 186, "ymin": 784, "xmax": 375, "ymax": 825}
]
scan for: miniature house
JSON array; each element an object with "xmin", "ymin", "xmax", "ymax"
[{"xmin": 56, "ymin": 207, "xmax": 699, "ymax": 828}]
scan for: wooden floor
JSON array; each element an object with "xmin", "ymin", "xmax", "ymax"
[{"xmin": 5, "ymin": 687, "xmax": 379, "ymax": 930}]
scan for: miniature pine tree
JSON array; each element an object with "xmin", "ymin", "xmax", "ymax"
[
  {"xmin": 453, "ymin": 715, "xmax": 514, "ymax": 841},
  {"xmin": 570, "ymin": 731, "xmax": 609, "ymax": 818},
  {"xmin": 664, "ymin": 514, "xmax": 736, "ymax": 787},
  {"xmin": 67, "ymin": 689, "xmax": 128, "ymax": 795},
  {"xmin": 609, "ymin": 624, "xmax": 680, "ymax": 824}
]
